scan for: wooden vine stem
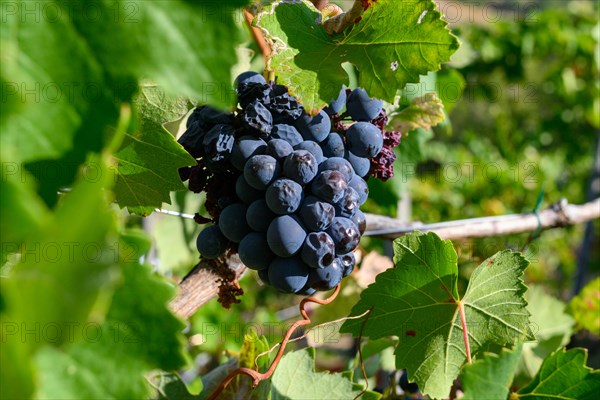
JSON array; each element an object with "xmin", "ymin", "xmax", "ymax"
[
  {"xmin": 206, "ymin": 285, "xmax": 341, "ymax": 400},
  {"xmin": 169, "ymin": 198, "xmax": 599, "ymax": 319}
]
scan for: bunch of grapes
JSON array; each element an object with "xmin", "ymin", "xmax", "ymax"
[{"xmin": 178, "ymin": 71, "xmax": 401, "ymax": 296}]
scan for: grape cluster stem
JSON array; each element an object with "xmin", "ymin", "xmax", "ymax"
[{"xmin": 207, "ymin": 284, "xmax": 341, "ymax": 400}]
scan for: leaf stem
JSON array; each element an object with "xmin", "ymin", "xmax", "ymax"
[{"xmin": 457, "ymin": 300, "xmax": 472, "ymax": 364}]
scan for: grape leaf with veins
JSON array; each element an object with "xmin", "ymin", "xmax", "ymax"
[
  {"xmin": 340, "ymin": 232, "xmax": 533, "ymax": 400},
  {"xmin": 256, "ymin": 0, "xmax": 459, "ymax": 113}
]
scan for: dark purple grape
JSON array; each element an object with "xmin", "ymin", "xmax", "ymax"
[
  {"xmin": 346, "ymin": 122, "xmax": 383, "ymax": 158},
  {"xmin": 231, "ymin": 136, "xmax": 267, "ymax": 171},
  {"xmin": 294, "ymin": 110, "xmax": 331, "ymax": 143},
  {"xmin": 271, "ymin": 124, "xmax": 303, "ymax": 146},
  {"xmin": 234, "ymin": 71, "xmax": 266, "ymax": 88},
  {"xmin": 218, "ymin": 203, "xmax": 251, "ymax": 243},
  {"xmin": 321, "ymin": 132, "xmax": 345, "ymax": 158},
  {"xmin": 307, "ymin": 258, "xmax": 343, "ymax": 291},
  {"xmin": 244, "ymin": 155, "xmax": 281, "ymax": 190},
  {"xmin": 265, "ymin": 178, "xmax": 304, "ymax": 215},
  {"xmin": 268, "ymin": 256, "xmax": 310, "ymax": 294},
  {"xmin": 267, "ymin": 215, "xmax": 307, "ymax": 257},
  {"xmin": 311, "ymin": 170, "xmax": 348, "ymax": 203},
  {"xmin": 246, "ymin": 199, "xmax": 276, "ymax": 232},
  {"xmin": 187, "ymin": 105, "xmax": 233, "ymax": 130},
  {"xmin": 346, "ymin": 88, "xmax": 383, "ymax": 121},
  {"xmin": 202, "ymin": 124, "xmax": 235, "ymax": 170},
  {"xmin": 338, "ymin": 252, "xmax": 356, "ymax": 277},
  {"xmin": 298, "ymin": 196, "xmax": 335, "ymax": 232},
  {"xmin": 283, "ymin": 150, "xmax": 318, "ymax": 185},
  {"xmin": 334, "ymin": 187, "xmax": 360, "ymax": 218},
  {"xmin": 324, "ymin": 87, "xmax": 347, "ymax": 116},
  {"xmin": 196, "ymin": 225, "xmax": 229, "ymax": 259},
  {"xmin": 318, "ymin": 157, "xmax": 354, "ymax": 182},
  {"xmin": 238, "ymin": 232, "xmax": 274, "ymax": 270},
  {"xmin": 348, "ymin": 175, "xmax": 369, "ymax": 206},
  {"xmin": 326, "ymin": 217, "xmax": 361, "ymax": 253},
  {"xmin": 178, "ymin": 121, "xmax": 205, "ymax": 158},
  {"xmin": 243, "ymin": 99, "xmax": 273, "ymax": 138},
  {"xmin": 266, "ymin": 139, "xmax": 294, "ymax": 161},
  {"xmin": 351, "ymin": 209, "xmax": 367, "ymax": 235},
  {"xmin": 294, "ymin": 140, "xmax": 325, "ymax": 164},
  {"xmin": 301, "ymin": 232, "xmax": 335, "ymax": 269},
  {"xmin": 346, "ymin": 150, "xmax": 371, "ymax": 178},
  {"xmin": 236, "ymin": 175, "xmax": 264, "ymax": 204},
  {"xmin": 268, "ymin": 91, "xmax": 303, "ymax": 123},
  {"xmin": 399, "ymin": 371, "xmax": 419, "ymax": 394},
  {"xmin": 297, "ymin": 284, "xmax": 317, "ymax": 296},
  {"xmin": 237, "ymin": 83, "xmax": 272, "ymax": 109}
]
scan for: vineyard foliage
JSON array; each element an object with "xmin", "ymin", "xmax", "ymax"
[{"xmin": 1, "ymin": 1, "xmax": 599, "ymax": 400}]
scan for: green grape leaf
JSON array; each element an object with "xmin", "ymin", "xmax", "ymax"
[
  {"xmin": 341, "ymin": 232, "xmax": 532, "ymax": 399},
  {"xmin": 151, "ymin": 372, "xmax": 202, "ymax": 400},
  {"xmin": 34, "ymin": 262, "xmax": 188, "ymax": 399},
  {"xmin": 392, "ymin": 93, "xmax": 446, "ymax": 134},
  {"xmin": 0, "ymin": 158, "xmax": 120, "ymax": 400},
  {"xmin": 517, "ymin": 285, "xmax": 575, "ymax": 380},
  {"xmin": 113, "ymin": 86, "xmax": 196, "ymax": 214},
  {"xmin": 256, "ymin": 0, "xmax": 459, "ymax": 113},
  {"xmin": 461, "ymin": 345, "xmax": 522, "ymax": 400},
  {"xmin": 270, "ymin": 348, "xmax": 381, "ymax": 400},
  {"xmin": 517, "ymin": 348, "xmax": 600, "ymax": 399},
  {"xmin": 2, "ymin": 0, "xmax": 244, "ymax": 205},
  {"xmin": 568, "ymin": 277, "xmax": 600, "ymax": 335}
]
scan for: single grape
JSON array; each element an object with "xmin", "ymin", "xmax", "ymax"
[
  {"xmin": 187, "ymin": 105, "xmax": 234, "ymax": 130},
  {"xmin": 298, "ymin": 196, "xmax": 335, "ymax": 232},
  {"xmin": 334, "ymin": 187, "xmax": 360, "ymax": 218},
  {"xmin": 237, "ymin": 83, "xmax": 272, "ymax": 110},
  {"xmin": 268, "ymin": 90, "xmax": 303, "ymax": 124},
  {"xmin": 321, "ymin": 132, "xmax": 345, "ymax": 158},
  {"xmin": 338, "ymin": 252, "xmax": 356, "ymax": 277},
  {"xmin": 307, "ymin": 257, "xmax": 343, "ymax": 291},
  {"xmin": 246, "ymin": 199, "xmax": 276, "ymax": 232},
  {"xmin": 236, "ymin": 175, "xmax": 264, "ymax": 204},
  {"xmin": 218, "ymin": 203, "xmax": 251, "ymax": 243},
  {"xmin": 318, "ymin": 157, "xmax": 354, "ymax": 182},
  {"xmin": 266, "ymin": 139, "xmax": 294, "ymax": 161},
  {"xmin": 244, "ymin": 154, "xmax": 281, "ymax": 190},
  {"xmin": 301, "ymin": 232, "xmax": 336, "ymax": 269},
  {"xmin": 271, "ymin": 124, "xmax": 304, "ymax": 146},
  {"xmin": 326, "ymin": 217, "xmax": 361, "ymax": 253},
  {"xmin": 346, "ymin": 87, "xmax": 383, "ymax": 121},
  {"xmin": 324, "ymin": 87, "xmax": 347, "ymax": 116},
  {"xmin": 294, "ymin": 140, "xmax": 325, "ymax": 164},
  {"xmin": 243, "ymin": 99, "xmax": 273, "ymax": 138},
  {"xmin": 178, "ymin": 121, "xmax": 205, "ymax": 158},
  {"xmin": 265, "ymin": 178, "xmax": 304, "ymax": 215},
  {"xmin": 295, "ymin": 110, "xmax": 331, "ymax": 143},
  {"xmin": 345, "ymin": 150, "xmax": 371, "ymax": 178},
  {"xmin": 267, "ymin": 215, "xmax": 307, "ymax": 257},
  {"xmin": 196, "ymin": 225, "xmax": 229, "ymax": 259},
  {"xmin": 283, "ymin": 150, "xmax": 318, "ymax": 186},
  {"xmin": 202, "ymin": 124, "xmax": 235, "ymax": 170},
  {"xmin": 268, "ymin": 256, "xmax": 310, "ymax": 294},
  {"xmin": 231, "ymin": 136, "xmax": 267, "ymax": 171},
  {"xmin": 234, "ymin": 71, "xmax": 266, "ymax": 88},
  {"xmin": 346, "ymin": 122, "xmax": 383, "ymax": 158},
  {"xmin": 311, "ymin": 170, "xmax": 348, "ymax": 203},
  {"xmin": 351, "ymin": 209, "xmax": 367, "ymax": 235},
  {"xmin": 238, "ymin": 232, "xmax": 274, "ymax": 270},
  {"xmin": 348, "ymin": 175, "xmax": 369, "ymax": 206},
  {"xmin": 399, "ymin": 371, "xmax": 419, "ymax": 394}
]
